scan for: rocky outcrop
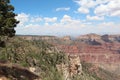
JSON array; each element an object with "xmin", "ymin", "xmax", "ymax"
[
  {"xmin": 17, "ymin": 34, "xmax": 120, "ymax": 76},
  {"xmin": 57, "ymin": 54, "xmax": 82, "ymax": 80},
  {"xmin": 18, "ymin": 34, "xmax": 120, "ymax": 43},
  {"xmin": 56, "ymin": 43, "xmax": 120, "ymax": 76},
  {"xmin": 62, "ymin": 36, "xmax": 71, "ymax": 41},
  {"xmin": 77, "ymin": 34, "xmax": 120, "ymax": 43},
  {"xmin": 68, "ymin": 55, "xmax": 82, "ymax": 77},
  {"xmin": 77, "ymin": 33, "xmax": 101, "ymax": 41},
  {"xmin": 17, "ymin": 35, "xmax": 59, "ymax": 41},
  {"xmin": 0, "ymin": 63, "xmax": 40, "ymax": 80}
]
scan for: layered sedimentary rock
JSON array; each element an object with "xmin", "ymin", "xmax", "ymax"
[{"xmin": 18, "ymin": 34, "xmax": 120, "ymax": 75}]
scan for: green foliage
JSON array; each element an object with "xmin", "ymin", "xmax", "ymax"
[
  {"xmin": 70, "ymin": 61, "xmax": 118, "ymax": 80},
  {"xmin": 81, "ymin": 62, "xmax": 102, "ymax": 80},
  {"xmin": 0, "ymin": 0, "xmax": 19, "ymax": 47},
  {"xmin": 0, "ymin": 37, "xmax": 118, "ymax": 80},
  {"xmin": 0, "ymin": 37, "xmax": 65, "ymax": 80}
]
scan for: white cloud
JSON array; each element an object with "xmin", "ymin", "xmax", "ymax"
[
  {"xmin": 96, "ymin": 22, "xmax": 120, "ymax": 34},
  {"xmin": 61, "ymin": 15, "xmax": 82, "ymax": 26},
  {"xmin": 15, "ymin": 13, "xmax": 29, "ymax": 26},
  {"xmin": 95, "ymin": 0, "xmax": 109, "ymax": 4},
  {"xmin": 94, "ymin": 4, "xmax": 108, "ymax": 16},
  {"xmin": 16, "ymin": 13, "xmax": 58, "ymax": 25},
  {"xmin": 77, "ymin": 7, "xmax": 89, "ymax": 14},
  {"xmin": 30, "ymin": 17, "xmax": 42, "ymax": 22},
  {"xmin": 44, "ymin": 17, "xmax": 57, "ymax": 22},
  {"xmin": 74, "ymin": 0, "xmax": 120, "ymax": 17},
  {"xmin": 94, "ymin": 0, "xmax": 120, "ymax": 16},
  {"xmin": 75, "ymin": 0, "xmax": 96, "ymax": 8},
  {"xmin": 15, "ymin": 13, "xmax": 120, "ymax": 36},
  {"xmin": 61, "ymin": 15, "xmax": 72, "ymax": 23},
  {"xmin": 16, "ymin": 21, "xmax": 120, "ymax": 36},
  {"xmin": 74, "ymin": 0, "xmax": 97, "ymax": 14},
  {"xmin": 111, "ymin": 11, "xmax": 120, "ymax": 17},
  {"xmin": 87, "ymin": 15, "xmax": 104, "ymax": 20},
  {"xmin": 98, "ymin": 22, "xmax": 114, "ymax": 27},
  {"xmin": 56, "ymin": 7, "xmax": 70, "ymax": 11},
  {"xmin": 74, "ymin": 0, "xmax": 109, "ymax": 9}
]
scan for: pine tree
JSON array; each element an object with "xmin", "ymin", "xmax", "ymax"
[{"xmin": 0, "ymin": 0, "xmax": 19, "ymax": 47}]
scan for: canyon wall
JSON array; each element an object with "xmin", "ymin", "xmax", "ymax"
[{"xmin": 18, "ymin": 34, "xmax": 120, "ymax": 75}]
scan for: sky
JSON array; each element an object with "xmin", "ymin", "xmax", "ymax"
[{"xmin": 11, "ymin": 0, "xmax": 120, "ymax": 36}]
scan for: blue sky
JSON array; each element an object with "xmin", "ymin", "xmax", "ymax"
[{"xmin": 11, "ymin": 0, "xmax": 120, "ymax": 36}]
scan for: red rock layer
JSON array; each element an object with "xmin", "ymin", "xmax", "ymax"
[{"xmin": 56, "ymin": 43, "xmax": 120, "ymax": 64}]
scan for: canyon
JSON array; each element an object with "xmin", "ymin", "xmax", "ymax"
[
  {"xmin": 18, "ymin": 34, "xmax": 120, "ymax": 75},
  {"xmin": 0, "ymin": 34, "xmax": 120, "ymax": 80}
]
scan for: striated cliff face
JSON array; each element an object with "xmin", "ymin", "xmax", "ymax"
[
  {"xmin": 17, "ymin": 34, "xmax": 120, "ymax": 76},
  {"xmin": 18, "ymin": 34, "xmax": 120, "ymax": 63},
  {"xmin": 62, "ymin": 36, "xmax": 71, "ymax": 41},
  {"xmin": 76, "ymin": 33, "xmax": 120, "ymax": 43},
  {"xmin": 57, "ymin": 43, "xmax": 120, "ymax": 63},
  {"xmin": 57, "ymin": 44, "xmax": 120, "ymax": 74},
  {"xmin": 76, "ymin": 33, "xmax": 102, "ymax": 41},
  {"xmin": 18, "ymin": 34, "xmax": 120, "ymax": 43},
  {"xmin": 1, "ymin": 35, "xmax": 119, "ymax": 80}
]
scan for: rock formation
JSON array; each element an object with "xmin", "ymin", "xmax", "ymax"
[
  {"xmin": 0, "ymin": 63, "xmax": 40, "ymax": 80},
  {"xmin": 57, "ymin": 54, "xmax": 82, "ymax": 80},
  {"xmin": 17, "ymin": 34, "xmax": 120, "ymax": 76}
]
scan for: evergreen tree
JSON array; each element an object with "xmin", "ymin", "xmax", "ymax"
[{"xmin": 0, "ymin": 0, "xmax": 19, "ymax": 47}]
